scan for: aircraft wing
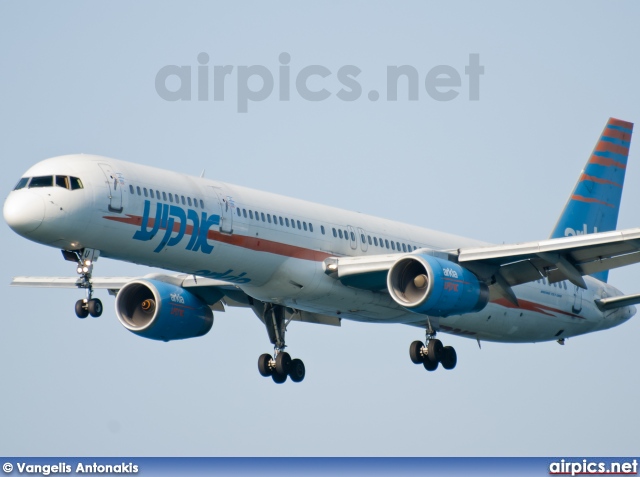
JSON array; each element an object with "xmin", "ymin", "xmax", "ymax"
[
  {"xmin": 458, "ymin": 227, "xmax": 640, "ymax": 287},
  {"xmin": 10, "ymin": 274, "xmax": 341, "ymax": 326},
  {"xmin": 324, "ymin": 227, "xmax": 640, "ymax": 304}
]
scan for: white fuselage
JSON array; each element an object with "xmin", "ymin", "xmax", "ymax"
[{"xmin": 4, "ymin": 154, "xmax": 635, "ymax": 343}]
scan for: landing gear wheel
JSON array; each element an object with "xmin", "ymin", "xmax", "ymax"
[
  {"xmin": 258, "ymin": 353, "xmax": 273, "ymax": 377},
  {"xmin": 409, "ymin": 340, "xmax": 424, "ymax": 364},
  {"xmin": 275, "ymin": 351, "xmax": 291, "ymax": 375},
  {"xmin": 75, "ymin": 300, "xmax": 88, "ymax": 319},
  {"xmin": 423, "ymin": 356, "xmax": 439, "ymax": 371},
  {"xmin": 289, "ymin": 358, "xmax": 305, "ymax": 383},
  {"xmin": 427, "ymin": 339, "xmax": 443, "ymax": 362},
  {"xmin": 88, "ymin": 299, "xmax": 103, "ymax": 318},
  {"xmin": 441, "ymin": 346, "xmax": 457, "ymax": 370},
  {"xmin": 271, "ymin": 372, "xmax": 288, "ymax": 384}
]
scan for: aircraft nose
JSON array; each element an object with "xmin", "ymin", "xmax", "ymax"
[{"xmin": 3, "ymin": 190, "xmax": 46, "ymax": 236}]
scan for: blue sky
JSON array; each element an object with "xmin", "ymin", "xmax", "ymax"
[{"xmin": 1, "ymin": 1, "xmax": 639, "ymax": 456}]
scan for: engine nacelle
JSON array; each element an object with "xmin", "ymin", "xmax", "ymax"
[
  {"xmin": 387, "ymin": 253, "xmax": 489, "ymax": 317},
  {"xmin": 115, "ymin": 279, "xmax": 213, "ymax": 341}
]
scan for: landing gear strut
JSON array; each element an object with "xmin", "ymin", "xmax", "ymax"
[
  {"xmin": 254, "ymin": 303, "xmax": 305, "ymax": 384},
  {"xmin": 409, "ymin": 326, "xmax": 457, "ymax": 372},
  {"xmin": 64, "ymin": 248, "xmax": 103, "ymax": 319}
]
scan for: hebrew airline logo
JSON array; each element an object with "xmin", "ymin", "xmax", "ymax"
[
  {"xmin": 444, "ymin": 281, "xmax": 459, "ymax": 292},
  {"xmin": 564, "ymin": 224, "xmax": 598, "ymax": 236},
  {"xmin": 133, "ymin": 200, "xmax": 220, "ymax": 254}
]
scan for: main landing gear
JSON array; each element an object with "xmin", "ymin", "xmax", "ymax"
[
  {"xmin": 62, "ymin": 248, "xmax": 103, "ymax": 319},
  {"xmin": 409, "ymin": 328, "xmax": 457, "ymax": 372},
  {"xmin": 255, "ymin": 303, "xmax": 305, "ymax": 384}
]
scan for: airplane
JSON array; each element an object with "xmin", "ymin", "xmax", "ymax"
[{"xmin": 3, "ymin": 117, "xmax": 639, "ymax": 383}]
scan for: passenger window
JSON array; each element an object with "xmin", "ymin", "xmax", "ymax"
[
  {"xmin": 297, "ymin": 220, "xmax": 302, "ymax": 230},
  {"xmin": 350, "ymin": 232, "xmax": 355, "ymax": 241},
  {"xmin": 249, "ymin": 210, "xmax": 254, "ymax": 219},
  {"xmin": 267, "ymin": 214, "xmax": 272, "ymax": 223},
  {"xmin": 321, "ymin": 225, "xmax": 325, "ymax": 235},
  {"xmin": 169, "ymin": 194, "xmax": 174, "ymax": 203},
  {"xmin": 361, "ymin": 234, "xmax": 365, "ymax": 243},
  {"xmin": 261, "ymin": 212, "xmax": 265, "ymax": 222},
  {"xmin": 188, "ymin": 197, "xmax": 192, "ymax": 206},
  {"xmin": 157, "ymin": 191, "xmax": 161, "ymax": 200},
  {"xmin": 391, "ymin": 241, "xmax": 396, "ymax": 250},
  {"xmin": 181, "ymin": 196, "xmax": 186, "ymax": 205},
  {"xmin": 396, "ymin": 242, "xmax": 401, "ymax": 250},
  {"xmin": 55, "ymin": 176, "xmax": 69, "ymax": 189},
  {"xmin": 303, "ymin": 222, "xmax": 307, "ymax": 231},
  {"xmin": 343, "ymin": 230, "xmax": 348, "ymax": 240},
  {"xmin": 129, "ymin": 185, "xmax": 134, "ymax": 194},
  {"xmin": 13, "ymin": 177, "xmax": 29, "ymax": 190},
  {"xmin": 285, "ymin": 218, "xmax": 290, "ymax": 227},
  {"xmin": 402, "ymin": 244, "xmax": 407, "ymax": 252},
  {"xmin": 143, "ymin": 188, "xmax": 148, "ymax": 197},
  {"xmin": 374, "ymin": 237, "xmax": 378, "ymax": 246},
  {"xmin": 385, "ymin": 239, "xmax": 389, "ymax": 249},
  {"xmin": 332, "ymin": 228, "xmax": 337, "ymax": 237},
  {"xmin": 338, "ymin": 229, "xmax": 343, "ymax": 239},
  {"xmin": 150, "ymin": 190, "xmax": 155, "ymax": 199},
  {"xmin": 136, "ymin": 186, "xmax": 141, "ymax": 196},
  {"xmin": 200, "ymin": 200, "xmax": 204, "ymax": 208},
  {"xmin": 162, "ymin": 192, "xmax": 167, "ymax": 201},
  {"xmin": 237, "ymin": 208, "xmax": 241, "ymax": 217},
  {"xmin": 279, "ymin": 217, "xmax": 284, "ymax": 226},
  {"xmin": 368, "ymin": 236, "xmax": 372, "ymax": 245},
  {"xmin": 243, "ymin": 209, "xmax": 247, "ymax": 218},
  {"xmin": 309, "ymin": 223, "xmax": 313, "ymax": 232}
]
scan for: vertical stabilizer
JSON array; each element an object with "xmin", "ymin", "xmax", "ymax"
[{"xmin": 549, "ymin": 118, "xmax": 633, "ymax": 282}]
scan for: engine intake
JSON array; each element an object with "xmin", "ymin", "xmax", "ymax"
[
  {"xmin": 387, "ymin": 253, "xmax": 489, "ymax": 317},
  {"xmin": 116, "ymin": 279, "xmax": 213, "ymax": 341}
]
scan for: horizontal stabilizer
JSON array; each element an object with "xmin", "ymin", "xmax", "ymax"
[{"xmin": 595, "ymin": 293, "xmax": 640, "ymax": 311}]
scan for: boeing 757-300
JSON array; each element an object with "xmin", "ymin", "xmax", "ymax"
[{"xmin": 3, "ymin": 118, "xmax": 638, "ymax": 383}]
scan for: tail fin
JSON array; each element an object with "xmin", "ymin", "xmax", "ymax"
[{"xmin": 549, "ymin": 117, "xmax": 634, "ymax": 282}]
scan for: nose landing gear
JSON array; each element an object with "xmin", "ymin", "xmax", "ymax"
[{"xmin": 63, "ymin": 248, "xmax": 103, "ymax": 319}]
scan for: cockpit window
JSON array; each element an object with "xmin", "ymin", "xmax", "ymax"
[
  {"xmin": 18, "ymin": 175, "xmax": 83, "ymax": 190},
  {"xmin": 69, "ymin": 177, "xmax": 83, "ymax": 190},
  {"xmin": 13, "ymin": 177, "xmax": 29, "ymax": 190},
  {"xmin": 29, "ymin": 176, "xmax": 54, "ymax": 188},
  {"xmin": 55, "ymin": 176, "xmax": 70, "ymax": 189}
]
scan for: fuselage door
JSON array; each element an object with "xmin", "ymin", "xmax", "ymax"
[
  {"xmin": 210, "ymin": 187, "xmax": 233, "ymax": 234},
  {"xmin": 572, "ymin": 285, "xmax": 583, "ymax": 314},
  {"xmin": 357, "ymin": 227, "xmax": 368, "ymax": 252},
  {"xmin": 347, "ymin": 225, "xmax": 357, "ymax": 250},
  {"xmin": 98, "ymin": 163, "xmax": 123, "ymax": 213}
]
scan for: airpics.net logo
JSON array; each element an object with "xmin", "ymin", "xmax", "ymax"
[{"xmin": 155, "ymin": 52, "xmax": 484, "ymax": 112}]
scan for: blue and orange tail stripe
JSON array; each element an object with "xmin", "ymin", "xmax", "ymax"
[{"xmin": 549, "ymin": 118, "xmax": 633, "ymax": 283}]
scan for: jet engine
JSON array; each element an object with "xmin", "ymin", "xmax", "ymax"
[
  {"xmin": 115, "ymin": 279, "xmax": 213, "ymax": 341},
  {"xmin": 387, "ymin": 253, "xmax": 489, "ymax": 317}
]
